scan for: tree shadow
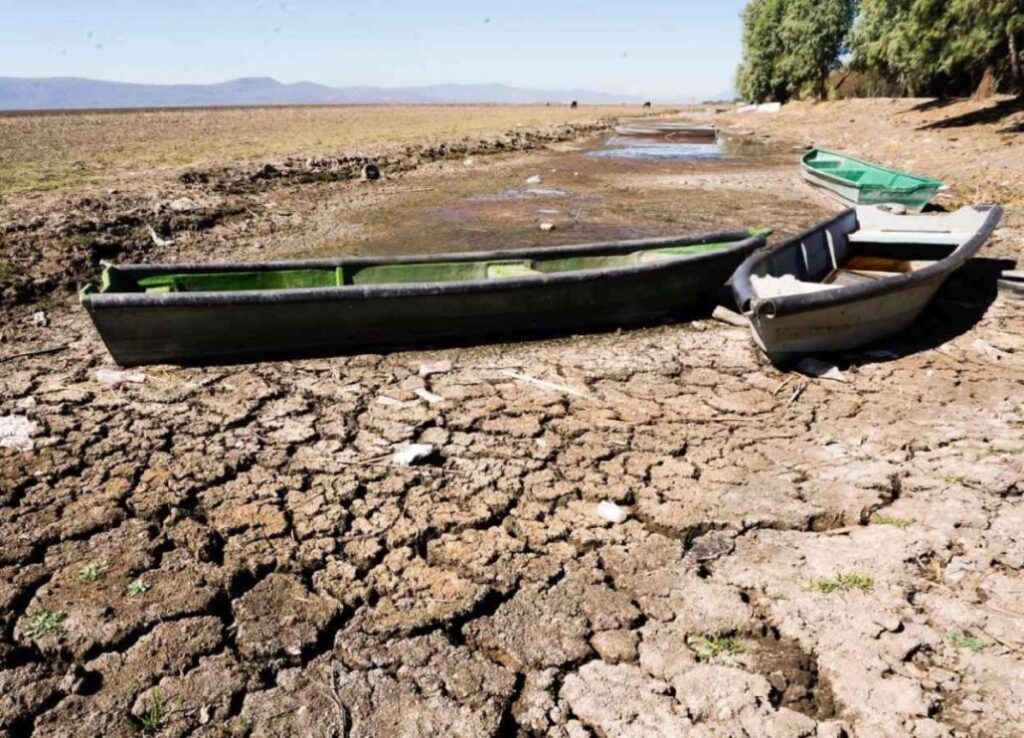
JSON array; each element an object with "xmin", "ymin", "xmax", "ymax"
[
  {"xmin": 905, "ymin": 98, "xmax": 959, "ymax": 114},
  {"xmin": 918, "ymin": 96, "xmax": 1024, "ymax": 130}
]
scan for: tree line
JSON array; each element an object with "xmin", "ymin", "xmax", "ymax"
[{"xmin": 736, "ymin": 0, "xmax": 1023, "ymax": 102}]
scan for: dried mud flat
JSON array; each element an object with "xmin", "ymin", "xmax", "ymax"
[{"xmin": 1, "ymin": 100, "xmax": 1024, "ymax": 738}]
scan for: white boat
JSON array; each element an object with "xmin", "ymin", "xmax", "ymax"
[{"xmin": 731, "ymin": 205, "xmax": 1003, "ymax": 363}]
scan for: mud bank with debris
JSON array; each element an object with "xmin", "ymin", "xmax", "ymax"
[{"xmin": 2, "ymin": 100, "xmax": 1024, "ymax": 737}]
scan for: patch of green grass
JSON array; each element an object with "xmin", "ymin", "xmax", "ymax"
[
  {"xmin": 127, "ymin": 579, "xmax": 151, "ymax": 597},
  {"xmin": 810, "ymin": 572, "xmax": 875, "ymax": 594},
  {"xmin": 25, "ymin": 609, "xmax": 65, "ymax": 638},
  {"xmin": 940, "ymin": 474, "xmax": 978, "ymax": 489},
  {"xmin": 947, "ymin": 630, "xmax": 985, "ymax": 654},
  {"xmin": 127, "ymin": 690, "xmax": 173, "ymax": 734},
  {"xmin": 688, "ymin": 635, "xmax": 747, "ymax": 662},
  {"xmin": 870, "ymin": 513, "xmax": 912, "ymax": 530},
  {"xmin": 78, "ymin": 561, "xmax": 108, "ymax": 583}
]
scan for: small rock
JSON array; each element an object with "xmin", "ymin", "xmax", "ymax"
[
  {"xmin": 539, "ymin": 222, "xmax": 556, "ymax": 232},
  {"xmin": 94, "ymin": 368, "xmax": 147, "ymax": 386},
  {"xmin": 59, "ymin": 665, "xmax": 86, "ymax": 695},
  {"xmin": 418, "ymin": 360, "xmax": 453, "ymax": 377},
  {"xmin": 711, "ymin": 306, "xmax": 747, "ymax": 327},
  {"xmin": 32, "ymin": 311, "xmax": 48, "ymax": 327},
  {"xmin": 943, "ymin": 557, "xmax": 971, "ymax": 584},
  {"xmin": 687, "ymin": 532, "xmax": 735, "ymax": 562},
  {"xmin": 0, "ymin": 415, "xmax": 37, "ymax": 452},
  {"xmin": 591, "ymin": 630, "xmax": 639, "ymax": 664},
  {"xmin": 526, "ymin": 175, "xmax": 543, "ymax": 185},
  {"xmin": 596, "ymin": 500, "xmax": 629, "ymax": 524},
  {"xmin": 464, "ymin": 158, "xmax": 476, "ymax": 167},
  {"xmin": 392, "ymin": 443, "xmax": 436, "ymax": 466},
  {"xmin": 797, "ymin": 357, "xmax": 847, "ymax": 382}
]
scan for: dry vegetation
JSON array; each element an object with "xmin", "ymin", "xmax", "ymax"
[{"xmin": 0, "ymin": 104, "xmax": 662, "ymax": 195}]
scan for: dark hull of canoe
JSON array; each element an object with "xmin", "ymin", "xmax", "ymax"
[{"xmin": 86, "ymin": 233, "xmax": 763, "ymax": 366}]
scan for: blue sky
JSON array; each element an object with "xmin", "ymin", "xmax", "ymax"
[{"xmin": 2, "ymin": 0, "xmax": 747, "ymax": 100}]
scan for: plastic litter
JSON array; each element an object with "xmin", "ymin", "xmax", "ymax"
[
  {"xmin": 0, "ymin": 415, "xmax": 37, "ymax": 452},
  {"xmin": 392, "ymin": 443, "xmax": 436, "ymax": 467},
  {"xmin": 596, "ymin": 500, "xmax": 628, "ymax": 524}
]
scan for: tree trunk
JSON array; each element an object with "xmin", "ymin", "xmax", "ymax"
[
  {"xmin": 974, "ymin": 66, "xmax": 998, "ymax": 100},
  {"xmin": 1010, "ymin": 27, "xmax": 1021, "ymax": 92}
]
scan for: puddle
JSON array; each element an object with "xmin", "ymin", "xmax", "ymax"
[{"xmin": 591, "ymin": 133, "xmax": 773, "ymax": 162}]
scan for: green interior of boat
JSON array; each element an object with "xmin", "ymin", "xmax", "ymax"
[
  {"xmin": 806, "ymin": 151, "xmax": 940, "ymax": 190},
  {"xmin": 100, "ymin": 240, "xmax": 741, "ymax": 294}
]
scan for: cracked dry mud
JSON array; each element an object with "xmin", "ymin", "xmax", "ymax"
[{"xmin": 2, "ymin": 101, "xmax": 1024, "ymax": 737}]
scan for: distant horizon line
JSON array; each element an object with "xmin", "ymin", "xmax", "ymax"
[{"xmin": 0, "ymin": 74, "xmax": 735, "ymax": 106}]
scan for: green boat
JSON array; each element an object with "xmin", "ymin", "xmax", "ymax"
[
  {"xmin": 801, "ymin": 148, "xmax": 944, "ymax": 212},
  {"xmin": 82, "ymin": 230, "xmax": 767, "ymax": 366}
]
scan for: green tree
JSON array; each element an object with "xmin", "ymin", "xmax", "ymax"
[
  {"xmin": 736, "ymin": 0, "xmax": 789, "ymax": 103},
  {"xmin": 852, "ymin": 0, "xmax": 1023, "ymax": 95},
  {"xmin": 736, "ymin": 0, "xmax": 857, "ymax": 102}
]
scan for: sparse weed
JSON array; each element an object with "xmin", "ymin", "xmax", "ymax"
[
  {"xmin": 127, "ymin": 689, "xmax": 173, "ymax": 734},
  {"xmin": 78, "ymin": 561, "xmax": 108, "ymax": 583},
  {"xmin": 127, "ymin": 579, "xmax": 151, "ymax": 597},
  {"xmin": 947, "ymin": 630, "xmax": 985, "ymax": 654},
  {"xmin": 25, "ymin": 609, "xmax": 65, "ymax": 638},
  {"xmin": 689, "ymin": 635, "xmax": 747, "ymax": 662},
  {"xmin": 870, "ymin": 514, "xmax": 911, "ymax": 529},
  {"xmin": 810, "ymin": 572, "xmax": 875, "ymax": 594},
  {"xmin": 939, "ymin": 474, "xmax": 977, "ymax": 489}
]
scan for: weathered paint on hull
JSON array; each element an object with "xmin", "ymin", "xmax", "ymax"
[
  {"xmin": 749, "ymin": 276, "xmax": 942, "ymax": 362},
  {"xmin": 799, "ymin": 169, "xmax": 938, "ymax": 213},
  {"xmin": 86, "ymin": 251, "xmax": 750, "ymax": 366}
]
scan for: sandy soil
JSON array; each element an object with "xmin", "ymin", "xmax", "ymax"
[{"xmin": 1, "ymin": 99, "xmax": 1023, "ymax": 738}]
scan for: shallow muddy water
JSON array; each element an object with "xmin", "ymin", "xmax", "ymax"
[{"xmin": 321, "ymin": 127, "xmax": 815, "ymax": 261}]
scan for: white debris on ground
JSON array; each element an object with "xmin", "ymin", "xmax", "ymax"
[
  {"xmin": 94, "ymin": 368, "xmax": 147, "ymax": 386},
  {"xmin": 167, "ymin": 197, "xmax": 198, "ymax": 212},
  {"xmin": 147, "ymin": 225, "xmax": 174, "ymax": 247},
  {"xmin": 392, "ymin": 443, "xmax": 436, "ymax": 467},
  {"xmin": 525, "ymin": 174, "xmax": 543, "ymax": 185},
  {"xmin": 596, "ymin": 500, "xmax": 629, "ymax": 524},
  {"xmin": 797, "ymin": 357, "xmax": 848, "ymax": 382},
  {"xmin": 538, "ymin": 222, "xmax": 556, "ymax": 232},
  {"xmin": 414, "ymin": 388, "xmax": 445, "ymax": 405},
  {"xmin": 0, "ymin": 415, "xmax": 37, "ymax": 451},
  {"xmin": 418, "ymin": 360, "xmax": 453, "ymax": 377},
  {"xmin": 32, "ymin": 311, "xmax": 48, "ymax": 327}
]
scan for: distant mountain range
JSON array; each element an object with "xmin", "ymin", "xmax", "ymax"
[{"xmin": 0, "ymin": 76, "xmax": 654, "ymax": 111}]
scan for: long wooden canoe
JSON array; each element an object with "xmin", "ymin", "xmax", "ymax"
[
  {"xmin": 83, "ymin": 230, "xmax": 767, "ymax": 366},
  {"xmin": 731, "ymin": 204, "xmax": 1002, "ymax": 362},
  {"xmin": 801, "ymin": 149, "xmax": 944, "ymax": 212}
]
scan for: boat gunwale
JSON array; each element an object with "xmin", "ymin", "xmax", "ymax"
[
  {"xmin": 731, "ymin": 205, "xmax": 1002, "ymax": 319},
  {"xmin": 84, "ymin": 230, "xmax": 766, "ymax": 310},
  {"xmin": 801, "ymin": 148, "xmax": 944, "ymax": 196}
]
